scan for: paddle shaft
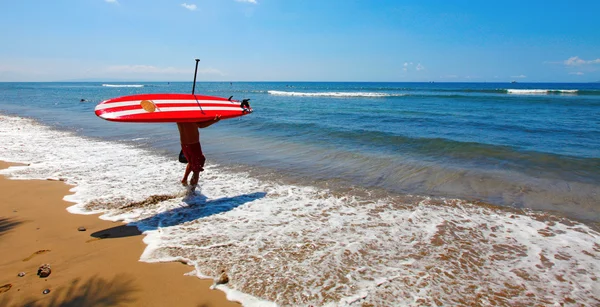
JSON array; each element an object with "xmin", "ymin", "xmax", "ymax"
[{"xmin": 192, "ymin": 59, "xmax": 200, "ymax": 95}]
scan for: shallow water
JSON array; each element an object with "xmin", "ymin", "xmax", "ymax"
[{"xmin": 1, "ymin": 82, "xmax": 599, "ymax": 306}]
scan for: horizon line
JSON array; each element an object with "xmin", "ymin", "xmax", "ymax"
[{"xmin": 1, "ymin": 80, "xmax": 599, "ymax": 84}]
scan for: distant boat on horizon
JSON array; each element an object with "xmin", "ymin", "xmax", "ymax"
[{"xmin": 511, "ymin": 80, "xmax": 517, "ymax": 84}]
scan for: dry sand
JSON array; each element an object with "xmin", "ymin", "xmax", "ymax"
[{"xmin": 0, "ymin": 161, "xmax": 240, "ymax": 307}]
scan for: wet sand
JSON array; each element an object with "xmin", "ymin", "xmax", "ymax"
[{"xmin": 0, "ymin": 161, "xmax": 240, "ymax": 307}]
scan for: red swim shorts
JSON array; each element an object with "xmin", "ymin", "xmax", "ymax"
[{"xmin": 181, "ymin": 142, "xmax": 206, "ymax": 172}]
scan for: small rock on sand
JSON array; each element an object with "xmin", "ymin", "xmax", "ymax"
[
  {"xmin": 18, "ymin": 272, "xmax": 25, "ymax": 277},
  {"xmin": 37, "ymin": 264, "xmax": 51, "ymax": 278},
  {"xmin": 77, "ymin": 226, "xmax": 86, "ymax": 231},
  {"xmin": 215, "ymin": 270, "xmax": 229, "ymax": 285},
  {"xmin": 46, "ymin": 178, "xmax": 66, "ymax": 182}
]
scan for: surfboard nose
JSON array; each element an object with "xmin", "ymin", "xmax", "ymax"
[{"xmin": 94, "ymin": 100, "xmax": 108, "ymax": 118}]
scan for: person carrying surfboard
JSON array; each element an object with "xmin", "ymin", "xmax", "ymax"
[{"xmin": 177, "ymin": 115, "xmax": 221, "ymax": 187}]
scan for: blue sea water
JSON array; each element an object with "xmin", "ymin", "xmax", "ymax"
[
  {"xmin": 1, "ymin": 82, "xmax": 599, "ymax": 220},
  {"xmin": 1, "ymin": 82, "xmax": 599, "ymax": 306}
]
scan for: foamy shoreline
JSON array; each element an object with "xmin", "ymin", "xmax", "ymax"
[
  {"xmin": 2, "ymin": 113, "xmax": 599, "ymax": 306},
  {"xmin": 0, "ymin": 161, "xmax": 241, "ymax": 307}
]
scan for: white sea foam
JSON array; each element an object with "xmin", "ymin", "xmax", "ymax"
[
  {"xmin": 507, "ymin": 89, "xmax": 578, "ymax": 95},
  {"xmin": 102, "ymin": 84, "xmax": 145, "ymax": 88},
  {"xmin": 268, "ymin": 90, "xmax": 404, "ymax": 98},
  {"xmin": 1, "ymin": 113, "xmax": 599, "ymax": 306}
]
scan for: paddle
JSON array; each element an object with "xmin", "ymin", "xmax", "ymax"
[
  {"xmin": 192, "ymin": 58, "xmax": 200, "ymax": 95},
  {"xmin": 179, "ymin": 58, "xmax": 201, "ymax": 164}
]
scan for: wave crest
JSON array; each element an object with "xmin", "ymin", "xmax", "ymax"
[
  {"xmin": 507, "ymin": 89, "xmax": 578, "ymax": 95},
  {"xmin": 102, "ymin": 84, "xmax": 144, "ymax": 88},
  {"xmin": 268, "ymin": 90, "xmax": 404, "ymax": 98}
]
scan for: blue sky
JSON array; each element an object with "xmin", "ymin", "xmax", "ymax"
[{"xmin": 0, "ymin": 0, "xmax": 598, "ymax": 82}]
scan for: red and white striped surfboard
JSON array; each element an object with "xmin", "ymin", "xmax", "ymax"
[{"xmin": 94, "ymin": 93, "xmax": 252, "ymax": 123}]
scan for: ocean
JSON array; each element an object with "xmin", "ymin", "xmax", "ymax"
[{"xmin": 0, "ymin": 82, "xmax": 599, "ymax": 306}]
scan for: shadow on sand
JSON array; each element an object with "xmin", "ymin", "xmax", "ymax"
[
  {"xmin": 0, "ymin": 217, "xmax": 22, "ymax": 238},
  {"xmin": 91, "ymin": 191, "xmax": 266, "ymax": 240},
  {"xmin": 0, "ymin": 274, "xmax": 138, "ymax": 307}
]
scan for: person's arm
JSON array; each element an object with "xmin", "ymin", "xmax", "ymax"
[{"xmin": 196, "ymin": 115, "xmax": 221, "ymax": 129}]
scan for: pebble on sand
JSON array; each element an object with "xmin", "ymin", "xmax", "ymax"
[
  {"xmin": 215, "ymin": 270, "xmax": 229, "ymax": 285},
  {"xmin": 37, "ymin": 264, "xmax": 51, "ymax": 278}
]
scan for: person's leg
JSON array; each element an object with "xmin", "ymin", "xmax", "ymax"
[
  {"xmin": 190, "ymin": 170, "xmax": 199, "ymax": 186},
  {"xmin": 182, "ymin": 163, "xmax": 191, "ymax": 186},
  {"xmin": 182, "ymin": 142, "xmax": 204, "ymax": 187}
]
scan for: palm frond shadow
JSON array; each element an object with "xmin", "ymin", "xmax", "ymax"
[
  {"xmin": 0, "ymin": 217, "xmax": 22, "ymax": 237},
  {"xmin": 19, "ymin": 274, "xmax": 139, "ymax": 307}
]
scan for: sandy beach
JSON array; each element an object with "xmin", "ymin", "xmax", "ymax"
[{"xmin": 0, "ymin": 161, "xmax": 239, "ymax": 307}]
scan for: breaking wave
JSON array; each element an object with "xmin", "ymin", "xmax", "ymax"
[
  {"xmin": 506, "ymin": 89, "xmax": 579, "ymax": 95},
  {"xmin": 268, "ymin": 90, "xmax": 405, "ymax": 98},
  {"xmin": 102, "ymin": 84, "xmax": 145, "ymax": 88}
]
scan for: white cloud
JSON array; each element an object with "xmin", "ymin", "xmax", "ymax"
[
  {"xmin": 235, "ymin": 0, "xmax": 258, "ymax": 4},
  {"xmin": 564, "ymin": 56, "xmax": 586, "ymax": 66},
  {"xmin": 416, "ymin": 63, "xmax": 425, "ymax": 71},
  {"xmin": 564, "ymin": 56, "xmax": 600, "ymax": 66},
  {"xmin": 181, "ymin": 3, "xmax": 197, "ymax": 11},
  {"xmin": 511, "ymin": 74, "xmax": 527, "ymax": 78},
  {"xmin": 105, "ymin": 0, "xmax": 119, "ymax": 4},
  {"xmin": 569, "ymin": 72, "xmax": 584, "ymax": 75}
]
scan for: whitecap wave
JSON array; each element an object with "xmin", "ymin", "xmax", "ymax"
[
  {"xmin": 102, "ymin": 84, "xmax": 144, "ymax": 88},
  {"xmin": 507, "ymin": 89, "xmax": 578, "ymax": 95},
  {"xmin": 268, "ymin": 90, "xmax": 404, "ymax": 97}
]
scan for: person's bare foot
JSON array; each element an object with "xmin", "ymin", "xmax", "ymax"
[{"xmin": 181, "ymin": 179, "xmax": 188, "ymax": 186}]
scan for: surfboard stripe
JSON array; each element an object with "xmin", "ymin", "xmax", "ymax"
[
  {"xmin": 94, "ymin": 93, "xmax": 251, "ymax": 123},
  {"xmin": 95, "ymin": 99, "xmax": 240, "ymax": 111},
  {"xmin": 99, "ymin": 106, "xmax": 244, "ymax": 119},
  {"xmin": 97, "ymin": 103, "xmax": 238, "ymax": 114}
]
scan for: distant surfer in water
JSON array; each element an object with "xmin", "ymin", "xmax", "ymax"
[{"xmin": 177, "ymin": 115, "xmax": 221, "ymax": 187}]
